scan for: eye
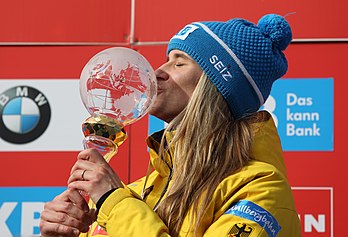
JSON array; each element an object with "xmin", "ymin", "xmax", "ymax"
[{"xmin": 175, "ymin": 62, "xmax": 185, "ymax": 67}]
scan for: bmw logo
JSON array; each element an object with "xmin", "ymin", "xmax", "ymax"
[{"xmin": 0, "ymin": 86, "xmax": 51, "ymax": 144}]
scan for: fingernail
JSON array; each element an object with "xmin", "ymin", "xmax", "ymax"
[{"xmin": 73, "ymin": 229, "xmax": 79, "ymax": 236}]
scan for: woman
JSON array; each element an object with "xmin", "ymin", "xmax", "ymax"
[{"xmin": 40, "ymin": 14, "xmax": 301, "ymax": 236}]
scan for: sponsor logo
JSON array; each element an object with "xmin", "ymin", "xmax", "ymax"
[
  {"xmin": 225, "ymin": 200, "xmax": 281, "ymax": 237},
  {"xmin": 171, "ymin": 24, "xmax": 199, "ymax": 40},
  {"xmin": 292, "ymin": 187, "xmax": 333, "ymax": 236},
  {"xmin": 0, "ymin": 79, "xmax": 90, "ymax": 151},
  {"xmin": 228, "ymin": 223, "xmax": 254, "ymax": 237},
  {"xmin": 0, "ymin": 86, "xmax": 51, "ymax": 144},
  {"xmin": 0, "ymin": 187, "xmax": 66, "ymax": 237},
  {"xmin": 262, "ymin": 78, "xmax": 333, "ymax": 151},
  {"xmin": 209, "ymin": 55, "xmax": 233, "ymax": 81}
]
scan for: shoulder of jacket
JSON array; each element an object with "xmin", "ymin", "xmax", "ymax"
[{"xmin": 212, "ymin": 160, "xmax": 293, "ymax": 216}]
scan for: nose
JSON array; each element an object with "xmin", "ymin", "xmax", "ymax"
[{"xmin": 155, "ymin": 64, "xmax": 169, "ymax": 81}]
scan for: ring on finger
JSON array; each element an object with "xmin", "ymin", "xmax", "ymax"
[{"xmin": 81, "ymin": 170, "xmax": 87, "ymax": 181}]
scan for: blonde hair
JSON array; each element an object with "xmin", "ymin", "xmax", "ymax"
[{"xmin": 156, "ymin": 73, "xmax": 256, "ymax": 236}]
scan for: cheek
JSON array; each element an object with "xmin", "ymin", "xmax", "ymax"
[{"xmin": 182, "ymin": 75, "xmax": 200, "ymax": 96}]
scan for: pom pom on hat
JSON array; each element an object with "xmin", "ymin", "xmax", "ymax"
[
  {"xmin": 258, "ymin": 14, "xmax": 292, "ymax": 50},
  {"xmin": 167, "ymin": 14, "xmax": 292, "ymax": 119}
]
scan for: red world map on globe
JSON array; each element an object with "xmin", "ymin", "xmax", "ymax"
[
  {"xmin": 85, "ymin": 61, "xmax": 147, "ymax": 117},
  {"xmin": 87, "ymin": 60, "xmax": 146, "ymax": 96}
]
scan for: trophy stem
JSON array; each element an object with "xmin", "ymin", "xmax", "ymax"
[
  {"xmin": 83, "ymin": 135, "xmax": 118, "ymax": 163},
  {"xmin": 80, "ymin": 116, "xmax": 127, "ymax": 200}
]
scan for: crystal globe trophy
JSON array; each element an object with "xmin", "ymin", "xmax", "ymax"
[{"xmin": 79, "ymin": 47, "xmax": 157, "ymax": 162}]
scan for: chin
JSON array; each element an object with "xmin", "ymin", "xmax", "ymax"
[{"xmin": 149, "ymin": 107, "xmax": 162, "ymax": 119}]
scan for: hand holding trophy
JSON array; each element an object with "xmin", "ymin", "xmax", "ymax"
[{"xmin": 79, "ymin": 47, "xmax": 157, "ymax": 162}]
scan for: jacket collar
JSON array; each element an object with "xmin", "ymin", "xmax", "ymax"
[
  {"xmin": 250, "ymin": 111, "xmax": 287, "ymax": 177},
  {"xmin": 146, "ymin": 129, "xmax": 175, "ymax": 177}
]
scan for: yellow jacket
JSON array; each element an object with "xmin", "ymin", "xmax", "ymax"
[{"xmin": 81, "ymin": 111, "xmax": 301, "ymax": 237}]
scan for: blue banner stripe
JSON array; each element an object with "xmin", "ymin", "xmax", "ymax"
[{"xmin": 225, "ymin": 200, "xmax": 281, "ymax": 237}]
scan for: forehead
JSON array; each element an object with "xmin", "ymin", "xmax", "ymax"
[{"xmin": 168, "ymin": 50, "xmax": 193, "ymax": 60}]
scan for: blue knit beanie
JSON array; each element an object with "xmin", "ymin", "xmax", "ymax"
[{"xmin": 167, "ymin": 14, "xmax": 292, "ymax": 119}]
